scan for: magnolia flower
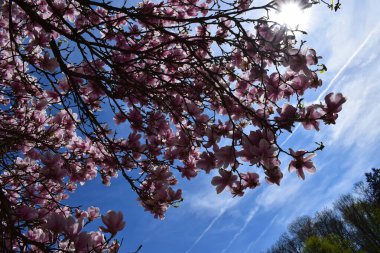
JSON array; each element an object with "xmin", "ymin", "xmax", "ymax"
[
  {"xmin": 211, "ymin": 170, "xmax": 237, "ymax": 194},
  {"xmin": 87, "ymin": 206, "xmax": 100, "ymax": 221},
  {"xmin": 99, "ymin": 210, "xmax": 126, "ymax": 235},
  {"xmin": 251, "ymin": 138, "xmax": 278, "ymax": 163},
  {"xmin": 241, "ymin": 172, "xmax": 260, "ymax": 189},
  {"xmin": 214, "ymin": 146, "xmax": 235, "ymax": 168},
  {"xmin": 113, "ymin": 111, "xmax": 127, "ymax": 125},
  {"xmin": 64, "ymin": 216, "xmax": 83, "ymax": 239},
  {"xmin": 38, "ymin": 52, "xmax": 59, "ymax": 72},
  {"xmin": 323, "ymin": 92, "xmax": 346, "ymax": 124},
  {"xmin": 178, "ymin": 163, "xmax": 198, "ymax": 180},
  {"xmin": 301, "ymin": 105, "xmax": 322, "ymax": 131},
  {"xmin": 196, "ymin": 152, "xmax": 216, "ymax": 174},
  {"xmin": 264, "ymin": 166, "xmax": 283, "ymax": 185},
  {"xmin": 237, "ymin": 0, "xmax": 252, "ymax": 10},
  {"xmin": 325, "ymin": 93, "xmax": 346, "ymax": 113},
  {"xmin": 74, "ymin": 232, "xmax": 93, "ymax": 252},
  {"xmin": 43, "ymin": 213, "xmax": 66, "ymax": 233},
  {"xmin": 288, "ymin": 148, "xmax": 316, "ymax": 179},
  {"xmin": 275, "ymin": 103, "xmax": 298, "ymax": 131}
]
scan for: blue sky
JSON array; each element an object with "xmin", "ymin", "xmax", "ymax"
[{"xmin": 67, "ymin": 1, "xmax": 380, "ymax": 252}]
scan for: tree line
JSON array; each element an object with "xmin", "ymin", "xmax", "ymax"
[{"xmin": 266, "ymin": 168, "xmax": 380, "ymax": 253}]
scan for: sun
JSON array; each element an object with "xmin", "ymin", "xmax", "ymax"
[{"xmin": 272, "ymin": 2, "xmax": 310, "ymax": 29}]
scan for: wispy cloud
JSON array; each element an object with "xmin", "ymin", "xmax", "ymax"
[
  {"xmin": 317, "ymin": 22, "xmax": 380, "ymax": 100},
  {"xmin": 244, "ymin": 214, "xmax": 278, "ymax": 253},
  {"xmin": 185, "ymin": 199, "xmax": 234, "ymax": 253},
  {"xmin": 221, "ymin": 207, "xmax": 259, "ymax": 253},
  {"xmin": 187, "ymin": 189, "xmax": 241, "ymax": 217},
  {"xmin": 220, "ymin": 21, "xmax": 380, "ymax": 253},
  {"xmin": 281, "ymin": 21, "xmax": 380, "ymax": 146},
  {"xmin": 184, "ymin": 5, "xmax": 380, "ymax": 253}
]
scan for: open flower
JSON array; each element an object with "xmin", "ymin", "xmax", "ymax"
[
  {"xmin": 301, "ymin": 105, "xmax": 322, "ymax": 131},
  {"xmin": 214, "ymin": 146, "xmax": 235, "ymax": 168},
  {"xmin": 323, "ymin": 92, "xmax": 346, "ymax": 124},
  {"xmin": 264, "ymin": 166, "xmax": 283, "ymax": 185},
  {"xmin": 288, "ymin": 148, "xmax": 316, "ymax": 179},
  {"xmin": 99, "ymin": 210, "xmax": 126, "ymax": 235},
  {"xmin": 87, "ymin": 206, "xmax": 100, "ymax": 221},
  {"xmin": 241, "ymin": 172, "xmax": 260, "ymax": 189},
  {"xmin": 275, "ymin": 103, "xmax": 298, "ymax": 131},
  {"xmin": 211, "ymin": 170, "xmax": 237, "ymax": 194},
  {"xmin": 196, "ymin": 152, "xmax": 216, "ymax": 174}
]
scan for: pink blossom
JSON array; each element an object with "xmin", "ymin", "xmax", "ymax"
[
  {"xmin": 199, "ymin": 3, "xmax": 208, "ymax": 16},
  {"xmin": 241, "ymin": 172, "xmax": 260, "ymax": 189},
  {"xmin": 109, "ymin": 240, "xmax": 121, "ymax": 253},
  {"xmin": 178, "ymin": 163, "xmax": 198, "ymax": 180},
  {"xmin": 301, "ymin": 105, "xmax": 322, "ymax": 131},
  {"xmin": 237, "ymin": 0, "xmax": 252, "ymax": 10},
  {"xmin": 99, "ymin": 210, "xmax": 126, "ymax": 235},
  {"xmin": 275, "ymin": 104, "xmax": 298, "ymax": 131},
  {"xmin": 178, "ymin": 156, "xmax": 199, "ymax": 180},
  {"xmin": 288, "ymin": 149, "xmax": 316, "ymax": 180},
  {"xmin": 74, "ymin": 232, "xmax": 94, "ymax": 252},
  {"xmin": 87, "ymin": 206, "xmax": 100, "ymax": 221},
  {"xmin": 291, "ymin": 74, "xmax": 308, "ymax": 95},
  {"xmin": 251, "ymin": 138, "xmax": 278, "ymax": 163},
  {"xmin": 75, "ymin": 208, "xmax": 89, "ymax": 220},
  {"xmin": 231, "ymin": 182, "xmax": 245, "ymax": 196},
  {"xmin": 196, "ymin": 152, "xmax": 216, "ymax": 173},
  {"xmin": 215, "ymin": 146, "xmax": 235, "ymax": 168},
  {"xmin": 257, "ymin": 24, "xmax": 275, "ymax": 41},
  {"xmin": 264, "ymin": 166, "xmax": 283, "ymax": 185},
  {"xmin": 27, "ymin": 228, "xmax": 49, "ymax": 243},
  {"xmin": 90, "ymin": 231, "xmax": 106, "ymax": 248},
  {"xmin": 211, "ymin": 170, "xmax": 238, "ymax": 194},
  {"xmin": 64, "ymin": 216, "xmax": 83, "ymax": 239},
  {"xmin": 306, "ymin": 49, "xmax": 320, "ymax": 65},
  {"xmin": 43, "ymin": 213, "xmax": 66, "ymax": 233},
  {"xmin": 284, "ymin": 49, "xmax": 311, "ymax": 77},
  {"xmin": 266, "ymin": 73, "xmax": 284, "ymax": 101},
  {"xmin": 167, "ymin": 188, "xmax": 182, "ymax": 202},
  {"xmin": 113, "ymin": 111, "xmax": 128, "ymax": 125},
  {"xmin": 323, "ymin": 92, "xmax": 346, "ymax": 124},
  {"xmin": 239, "ymin": 130, "xmax": 275, "ymax": 163},
  {"xmin": 38, "ymin": 53, "xmax": 59, "ymax": 72}
]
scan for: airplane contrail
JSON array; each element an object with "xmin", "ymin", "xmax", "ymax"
[
  {"xmin": 185, "ymin": 199, "xmax": 234, "ymax": 253},
  {"xmin": 281, "ymin": 21, "xmax": 380, "ymax": 146},
  {"xmin": 224, "ymin": 21, "xmax": 380, "ymax": 253},
  {"xmin": 243, "ymin": 215, "xmax": 279, "ymax": 253},
  {"xmin": 221, "ymin": 207, "xmax": 259, "ymax": 253},
  {"xmin": 186, "ymin": 21, "xmax": 380, "ymax": 253}
]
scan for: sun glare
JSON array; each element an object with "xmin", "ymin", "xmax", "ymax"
[{"xmin": 272, "ymin": 2, "xmax": 309, "ymax": 29}]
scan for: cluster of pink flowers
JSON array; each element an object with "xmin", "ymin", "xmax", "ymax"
[{"xmin": 0, "ymin": 0, "xmax": 345, "ymax": 251}]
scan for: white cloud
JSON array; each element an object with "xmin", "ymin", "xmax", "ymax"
[
  {"xmin": 307, "ymin": 1, "xmax": 380, "ymax": 73},
  {"xmin": 325, "ymin": 27, "xmax": 380, "ymax": 148},
  {"xmin": 184, "ymin": 208, "xmax": 225, "ymax": 253},
  {"xmin": 255, "ymin": 177, "xmax": 301, "ymax": 208},
  {"xmin": 183, "ymin": 2, "xmax": 380, "ymax": 253},
  {"xmin": 187, "ymin": 189, "xmax": 241, "ymax": 216},
  {"xmin": 183, "ymin": 179, "xmax": 243, "ymax": 253},
  {"xmin": 221, "ymin": 207, "xmax": 259, "ymax": 253},
  {"xmin": 244, "ymin": 214, "xmax": 279, "ymax": 253}
]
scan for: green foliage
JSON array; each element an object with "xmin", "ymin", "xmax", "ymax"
[
  {"xmin": 266, "ymin": 169, "xmax": 380, "ymax": 253},
  {"xmin": 303, "ymin": 235, "xmax": 352, "ymax": 253},
  {"xmin": 365, "ymin": 168, "xmax": 380, "ymax": 206}
]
